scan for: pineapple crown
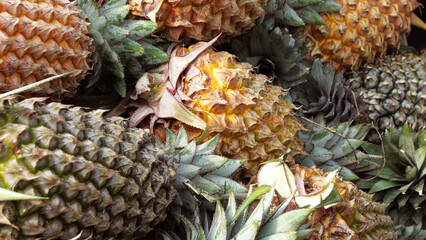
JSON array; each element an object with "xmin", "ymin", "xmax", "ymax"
[
  {"xmin": 229, "ymin": 0, "xmax": 343, "ymax": 93},
  {"xmin": 160, "ymin": 186, "xmax": 316, "ymax": 240},
  {"xmin": 358, "ymin": 124, "xmax": 425, "ymax": 206},
  {"xmin": 357, "ymin": 125, "xmax": 426, "ymax": 235},
  {"xmin": 295, "ymin": 60, "xmax": 360, "ymax": 125},
  {"xmin": 77, "ymin": 0, "xmax": 169, "ymax": 96},
  {"xmin": 162, "ymin": 126, "xmax": 248, "ymax": 212},
  {"xmin": 230, "ymin": 25, "xmax": 309, "ymax": 90},
  {"xmin": 296, "ymin": 114, "xmax": 380, "ymax": 181}
]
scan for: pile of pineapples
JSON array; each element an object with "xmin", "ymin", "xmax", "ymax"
[{"xmin": 0, "ymin": 0, "xmax": 425, "ymax": 239}]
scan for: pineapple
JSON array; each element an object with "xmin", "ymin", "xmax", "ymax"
[
  {"xmin": 0, "ymin": 97, "xmax": 245, "ymax": 239},
  {"xmin": 357, "ymin": 125, "xmax": 426, "ymax": 238},
  {"xmin": 0, "ymin": 0, "xmax": 91, "ymax": 97},
  {"xmin": 258, "ymin": 162, "xmax": 398, "ymax": 240},
  {"xmin": 129, "ymin": 0, "xmax": 268, "ymax": 42},
  {"xmin": 305, "ymin": 0, "xmax": 420, "ymax": 69},
  {"xmin": 0, "ymin": 0, "xmax": 168, "ymax": 98},
  {"xmin": 128, "ymin": 0, "xmax": 342, "ymax": 43},
  {"xmin": 226, "ymin": 0, "xmax": 342, "ymax": 98},
  {"xmin": 129, "ymin": 41, "xmax": 305, "ymax": 176},
  {"xmin": 348, "ymin": 52, "xmax": 425, "ymax": 142}
]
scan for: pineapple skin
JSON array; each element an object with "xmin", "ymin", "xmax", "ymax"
[
  {"xmin": 0, "ymin": 0, "xmax": 92, "ymax": 97},
  {"xmin": 0, "ymin": 98, "xmax": 177, "ymax": 239},
  {"xmin": 129, "ymin": 0, "xmax": 268, "ymax": 42},
  {"xmin": 305, "ymin": 0, "xmax": 419, "ymax": 70},
  {"xmin": 348, "ymin": 53, "xmax": 425, "ymax": 141},
  {"xmin": 171, "ymin": 44, "xmax": 304, "ymax": 174}
]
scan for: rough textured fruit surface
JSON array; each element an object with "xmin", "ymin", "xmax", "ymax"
[
  {"xmin": 171, "ymin": 44, "xmax": 304, "ymax": 174},
  {"xmin": 0, "ymin": 98, "xmax": 177, "ymax": 239},
  {"xmin": 0, "ymin": 0, "xmax": 92, "ymax": 97},
  {"xmin": 129, "ymin": 0, "xmax": 268, "ymax": 42},
  {"xmin": 305, "ymin": 0, "xmax": 419, "ymax": 69},
  {"xmin": 0, "ymin": 97, "xmax": 245, "ymax": 239},
  {"xmin": 295, "ymin": 165, "xmax": 398, "ymax": 240},
  {"xmin": 348, "ymin": 53, "xmax": 425, "ymax": 142}
]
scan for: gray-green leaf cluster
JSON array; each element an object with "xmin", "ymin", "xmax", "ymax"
[
  {"xmin": 296, "ymin": 114, "xmax": 380, "ymax": 181},
  {"xmin": 357, "ymin": 125, "xmax": 426, "ymax": 237},
  {"xmin": 161, "ymin": 186, "xmax": 314, "ymax": 240},
  {"xmin": 229, "ymin": 0, "xmax": 341, "ymax": 100},
  {"xmin": 163, "ymin": 126, "xmax": 247, "ymax": 216},
  {"xmin": 294, "ymin": 60, "xmax": 360, "ymax": 125},
  {"xmin": 231, "ymin": 25, "xmax": 308, "ymax": 91}
]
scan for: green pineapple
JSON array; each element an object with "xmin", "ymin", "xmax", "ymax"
[
  {"xmin": 0, "ymin": 97, "xmax": 245, "ymax": 239},
  {"xmin": 348, "ymin": 53, "xmax": 425, "ymax": 142}
]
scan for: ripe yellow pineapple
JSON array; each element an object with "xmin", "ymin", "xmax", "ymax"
[
  {"xmin": 305, "ymin": 0, "xmax": 421, "ymax": 69},
  {"xmin": 129, "ymin": 0, "xmax": 268, "ymax": 42},
  {"xmin": 0, "ymin": 0, "xmax": 167, "ymax": 98},
  {"xmin": 129, "ymin": 41, "xmax": 304, "ymax": 175},
  {"xmin": 0, "ymin": 0, "xmax": 92, "ymax": 97}
]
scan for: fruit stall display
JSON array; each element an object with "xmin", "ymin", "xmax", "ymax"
[{"xmin": 0, "ymin": 0, "xmax": 425, "ymax": 239}]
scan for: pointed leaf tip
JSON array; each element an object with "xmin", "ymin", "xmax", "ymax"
[{"xmin": 0, "ymin": 188, "xmax": 48, "ymax": 201}]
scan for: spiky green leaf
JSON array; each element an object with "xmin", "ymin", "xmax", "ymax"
[
  {"xmin": 121, "ymin": 20, "xmax": 157, "ymax": 39},
  {"xmin": 112, "ymin": 38, "xmax": 144, "ymax": 57},
  {"xmin": 100, "ymin": 4, "xmax": 129, "ymax": 25},
  {"xmin": 296, "ymin": 7, "xmax": 325, "ymax": 25},
  {"xmin": 369, "ymin": 180, "xmax": 402, "ymax": 194},
  {"xmin": 258, "ymin": 209, "xmax": 314, "ymax": 238},
  {"xmin": 207, "ymin": 201, "xmax": 227, "ymax": 240},
  {"xmin": 282, "ymin": 4, "xmax": 305, "ymax": 26},
  {"xmin": 231, "ymin": 186, "xmax": 272, "ymax": 224},
  {"xmin": 0, "ymin": 188, "xmax": 48, "ymax": 201},
  {"xmin": 139, "ymin": 41, "xmax": 170, "ymax": 65}
]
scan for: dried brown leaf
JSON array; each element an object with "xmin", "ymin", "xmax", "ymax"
[
  {"xmin": 156, "ymin": 90, "xmax": 206, "ymax": 130},
  {"xmin": 129, "ymin": 106, "xmax": 155, "ymax": 127},
  {"xmin": 168, "ymin": 34, "xmax": 221, "ymax": 88}
]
